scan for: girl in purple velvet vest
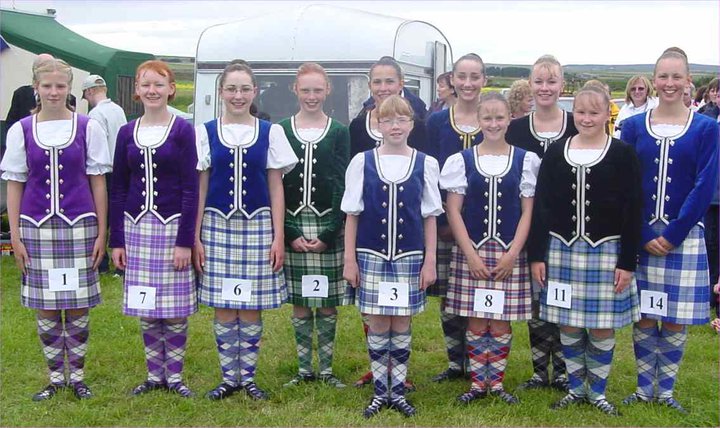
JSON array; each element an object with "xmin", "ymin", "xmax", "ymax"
[
  {"xmin": 342, "ymin": 95, "xmax": 442, "ymax": 418},
  {"xmin": 193, "ymin": 60, "xmax": 297, "ymax": 401},
  {"xmin": 440, "ymin": 92, "xmax": 539, "ymax": 405},
  {"xmin": 1, "ymin": 58, "xmax": 111, "ymax": 401},
  {"xmin": 110, "ymin": 60, "xmax": 199, "ymax": 398}
]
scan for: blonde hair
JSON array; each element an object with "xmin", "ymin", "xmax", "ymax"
[
  {"xmin": 32, "ymin": 58, "xmax": 74, "ymax": 114},
  {"xmin": 532, "ymin": 54, "xmax": 564, "ymax": 80},
  {"xmin": 478, "ymin": 91, "xmax": 511, "ymax": 116},
  {"xmin": 624, "ymin": 75, "xmax": 654, "ymax": 104},
  {"xmin": 294, "ymin": 62, "xmax": 331, "ymax": 92},
  {"xmin": 376, "ymin": 94, "xmax": 414, "ymax": 120},
  {"xmin": 576, "ymin": 84, "xmax": 610, "ymax": 111},
  {"xmin": 507, "ymin": 79, "xmax": 532, "ymax": 117}
]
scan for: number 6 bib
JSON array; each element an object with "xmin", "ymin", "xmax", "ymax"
[
  {"xmin": 221, "ymin": 279, "xmax": 252, "ymax": 302},
  {"xmin": 378, "ymin": 282, "xmax": 409, "ymax": 308}
]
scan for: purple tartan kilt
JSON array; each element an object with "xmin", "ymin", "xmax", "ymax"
[
  {"xmin": 123, "ymin": 215, "xmax": 197, "ymax": 318},
  {"xmin": 445, "ymin": 240, "xmax": 532, "ymax": 320},
  {"xmin": 20, "ymin": 216, "xmax": 101, "ymax": 310}
]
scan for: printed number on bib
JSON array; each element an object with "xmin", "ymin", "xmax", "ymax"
[
  {"xmin": 640, "ymin": 290, "xmax": 668, "ymax": 317},
  {"xmin": 48, "ymin": 268, "xmax": 80, "ymax": 292},
  {"xmin": 127, "ymin": 286, "xmax": 156, "ymax": 310},
  {"xmin": 473, "ymin": 289, "xmax": 505, "ymax": 314},
  {"xmin": 378, "ymin": 282, "xmax": 409, "ymax": 308},
  {"xmin": 546, "ymin": 281, "xmax": 572, "ymax": 309},
  {"xmin": 221, "ymin": 279, "xmax": 252, "ymax": 302},
  {"xmin": 301, "ymin": 275, "xmax": 329, "ymax": 298}
]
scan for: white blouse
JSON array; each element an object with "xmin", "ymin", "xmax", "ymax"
[
  {"xmin": 439, "ymin": 150, "xmax": 541, "ymax": 198},
  {"xmin": 457, "ymin": 124, "xmax": 479, "ymax": 133},
  {"xmin": 567, "ymin": 148, "xmax": 604, "ymax": 165},
  {"xmin": 296, "ymin": 127, "xmax": 325, "ymax": 142},
  {"xmin": 651, "ymin": 123, "xmax": 685, "ymax": 138},
  {"xmin": 341, "ymin": 152, "xmax": 444, "ymax": 217},
  {"xmin": 1, "ymin": 117, "xmax": 112, "ymax": 182},
  {"xmin": 195, "ymin": 121, "xmax": 298, "ymax": 173}
]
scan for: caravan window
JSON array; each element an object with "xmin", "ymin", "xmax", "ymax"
[{"xmin": 216, "ymin": 74, "xmax": 369, "ymax": 125}]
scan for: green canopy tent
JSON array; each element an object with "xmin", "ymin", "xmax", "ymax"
[{"xmin": 0, "ymin": 8, "xmax": 154, "ymax": 119}]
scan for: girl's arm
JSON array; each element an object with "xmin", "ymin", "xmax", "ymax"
[
  {"xmin": 7, "ymin": 180, "xmax": 29, "ymax": 274},
  {"xmin": 268, "ymin": 168, "xmax": 285, "ymax": 272},
  {"xmin": 446, "ymin": 192, "xmax": 491, "ymax": 280},
  {"xmin": 88, "ymin": 175, "xmax": 107, "ymax": 270},
  {"xmin": 192, "ymin": 170, "xmax": 209, "ymax": 272},
  {"xmin": 343, "ymin": 214, "xmax": 360, "ymax": 287},
  {"xmin": 420, "ymin": 215, "xmax": 437, "ymax": 290},
  {"xmin": 493, "ymin": 197, "xmax": 533, "ymax": 281}
]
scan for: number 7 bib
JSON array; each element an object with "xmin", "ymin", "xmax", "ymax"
[{"xmin": 127, "ymin": 286, "xmax": 157, "ymax": 310}]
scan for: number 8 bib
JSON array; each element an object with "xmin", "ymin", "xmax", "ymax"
[{"xmin": 473, "ymin": 289, "xmax": 505, "ymax": 314}]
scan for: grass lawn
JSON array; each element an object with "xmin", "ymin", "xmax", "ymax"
[{"xmin": 1, "ymin": 255, "xmax": 718, "ymax": 426}]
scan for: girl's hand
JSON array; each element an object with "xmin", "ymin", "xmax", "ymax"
[
  {"xmin": 657, "ymin": 236, "xmax": 674, "ymax": 252},
  {"xmin": 343, "ymin": 260, "xmax": 360, "ymax": 288},
  {"xmin": 91, "ymin": 235, "xmax": 106, "ymax": 271},
  {"xmin": 112, "ymin": 248, "xmax": 127, "ymax": 270},
  {"xmin": 531, "ymin": 262, "xmax": 546, "ymax": 287},
  {"xmin": 173, "ymin": 246, "xmax": 191, "ymax": 271},
  {"xmin": 492, "ymin": 251, "xmax": 517, "ymax": 282},
  {"xmin": 269, "ymin": 238, "xmax": 284, "ymax": 272},
  {"xmin": 305, "ymin": 239, "xmax": 328, "ymax": 253},
  {"xmin": 10, "ymin": 237, "xmax": 30, "ymax": 275},
  {"xmin": 644, "ymin": 239, "xmax": 669, "ymax": 256},
  {"xmin": 713, "ymin": 282, "xmax": 720, "ymax": 294},
  {"xmin": 192, "ymin": 239, "xmax": 205, "ymax": 273},
  {"xmin": 467, "ymin": 252, "xmax": 491, "ymax": 280},
  {"xmin": 614, "ymin": 268, "xmax": 633, "ymax": 293},
  {"xmin": 420, "ymin": 262, "xmax": 437, "ymax": 291},
  {"xmin": 290, "ymin": 237, "xmax": 309, "ymax": 252},
  {"xmin": 711, "ymin": 318, "xmax": 720, "ymax": 333}
]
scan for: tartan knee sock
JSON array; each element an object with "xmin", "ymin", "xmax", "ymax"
[
  {"xmin": 586, "ymin": 332, "xmax": 615, "ymax": 401},
  {"xmin": 549, "ymin": 323, "xmax": 567, "ymax": 381},
  {"xmin": 316, "ymin": 312, "xmax": 337, "ymax": 375},
  {"xmin": 632, "ymin": 324, "xmax": 659, "ymax": 398},
  {"xmin": 656, "ymin": 326, "xmax": 687, "ymax": 399},
  {"xmin": 238, "ymin": 319, "xmax": 263, "ymax": 384},
  {"xmin": 164, "ymin": 319, "xmax": 189, "ymax": 385},
  {"xmin": 367, "ymin": 330, "xmax": 390, "ymax": 397},
  {"xmin": 441, "ymin": 309, "xmax": 467, "ymax": 371},
  {"xmin": 488, "ymin": 331, "xmax": 512, "ymax": 391},
  {"xmin": 140, "ymin": 318, "xmax": 165, "ymax": 383},
  {"xmin": 389, "ymin": 328, "xmax": 411, "ymax": 399},
  {"xmin": 64, "ymin": 310, "xmax": 90, "ymax": 384},
  {"xmin": 213, "ymin": 319, "xmax": 240, "ymax": 387},
  {"xmin": 37, "ymin": 313, "xmax": 65, "ymax": 385},
  {"xmin": 291, "ymin": 314, "xmax": 314, "ymax": 375},
  {"xmin": 466, "ymin": 329, "xmax": 488, "ymax": 390},
  {"xmin": 527, "ymin": 318, "xmax": 552, "ymax": 382},
  {"xmin": 560, "ymin": 329, "xmax": 587, "ymax": 397}
]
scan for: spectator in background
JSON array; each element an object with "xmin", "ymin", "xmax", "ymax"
[
  {"xmin": 430, "ymin": 72, "xmax": 456, "ymax": 113},
  {"xmin": 683, "ymin": 83, "xmax": 696, "ymax": 110},
  {"xmin": 5, "ymin": 53, "xmax": 77, "ymax": 130},
  {"xmin": 694, "ymin": 85, "xmax": 708, "ymax": 110},
  {"xmin": 82, "ymin": 74, "xmax": 127, "ymax": 274},
  {"xmin": 698, "ymin": 78, "xmax": 718, "ymax": 115},
  {"xmin": 613, "ymin": 75, "xmax": 658, "ymax": 138},
  {"xmin": 507, "ymin": 79, "xmax": 533, "ymax": 119}
]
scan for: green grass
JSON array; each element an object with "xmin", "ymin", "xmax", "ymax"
[{"xmin": 1, "ymin": 255, "xmax": 718, "ymax": 426}]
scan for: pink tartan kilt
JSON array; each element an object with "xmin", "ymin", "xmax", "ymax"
[{"xmin": 445, "ymin": 240, "xmax": 532, "ymax": 320}]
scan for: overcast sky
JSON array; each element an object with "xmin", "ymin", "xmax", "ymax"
[{"xmin": 3, "ymin": 0, "xmax": 719, "ymax": 65}]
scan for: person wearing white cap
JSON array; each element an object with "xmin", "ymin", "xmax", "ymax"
[{"xmin": 82, "ymin": 74, "xmax": 127, "ymax": 273}]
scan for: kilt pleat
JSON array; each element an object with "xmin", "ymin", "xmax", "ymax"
[
  {"xmin": 284, "ymin": 209, "xmax": 345, "ymax": 307},
  {"xmin": 123, "ymin": 215, "xmax": 197, "ymax": 318},
  {"xmin": 445, "ymin": 241, "xmax": 532, "ymax": 320},
  {"xmin": 198, "ymin": 210, "xmax": 287, "ymax": 310},
  {"xmin": 20, "ymin": 216, "xmax": 101, "ymax": 310},
  {"xmin": 427, "ymin": 239, "xmax": 453, "ymax": 297}
]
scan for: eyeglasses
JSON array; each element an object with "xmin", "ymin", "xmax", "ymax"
[
  {"xmin": 630, "ymin": 87, "xmax": 647, "ymax": 92},
  {"xmin": 222, "ymin": 86, "xmax": 254, "ymax": 94},
  {"xmin": 378, "ymin": 117, "xmax": 413, "ymax": 126}
]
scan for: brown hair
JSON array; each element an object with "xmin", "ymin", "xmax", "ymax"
[
  {"xmin": 453, "ymin": 53, "xmax": 485, "ymax": 75},
  {"xmin": 134, "ymin": 60, "xmax": 176, "ymax": 102},
  {"xmin": 624, "ymin": 75, "xmax": 654, "ymax": 104},
  {"xmin": 219, "ymin": 59, "xmax": 257, "ymax": 88},
  {"xmin": 32, "ymin": 58, "xmax": 74, "ymax": 114},
  {"xmin": 369, "ymin": 56, "xmax": 403, "ymax": 81},
  {"xmin": 654, "ymin": 47, "xmax": 690, "ymax": 76},
  {"xmin": 507, "ymin": 79, "xmax": 532, "ymax": 117},
  {"xmin": 376, "ymin": 94, "xmax": 414, "ymax": 120},
  {"xmin": 479, "ymin": 91, "xmax": 511, "ymax": 115}
]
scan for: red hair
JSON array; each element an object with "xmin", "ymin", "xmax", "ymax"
[{"xmin": 133, "ymin": 60, "xmax": 176, "ymax": 102}]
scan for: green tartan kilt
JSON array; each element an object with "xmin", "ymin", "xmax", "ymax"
[{"xmin": 284, "ymin": 209, "xmax": 346, "ymax": 307}]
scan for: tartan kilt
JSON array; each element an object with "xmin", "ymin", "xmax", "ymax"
[
  {"xmin": 445, "ymin": 240, "xmax": 532, "ymax": 320},
  {"xmin": 427, "ymin": 239, "xmax": 453, "ymax": 297},
  {"xmin": 20, "ymin": 216, "xmax": 101, "ymax": 310},
  {"xmin": 637, "ymin": 222, "xmax": 710, "ymax": 325},
  {"xmin": 198, "ymin": 210, "xmax": 287, "ymax": 310},
  {"xmin": 540, "ymin": 236, "xmax": 640, "ymax": 329},
  {"xmin": 284, "ymin": 209, "xmax": 345, "ymax": 307},
  {"xmin": 123, "ymin": 215, "xmax": 197, "ymax": 318},
  {"xmin": 349, "ymin": 252, "xmax": 426, "ymax": 316}
]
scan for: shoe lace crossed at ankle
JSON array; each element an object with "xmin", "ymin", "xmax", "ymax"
[
  {"xmin": 592, "ymin": 398, "xmax": 619, "ymax": 415},
  {"xmin": 363, "ymin": 395, "xmax": 387, "ymax": 417},
  {"xmin": 658, "ymin": 396, "xmax": 688, "ymax": 413},
  {"xmin": 390, "ymin": 396, "xmax": 416, "ymax": 416},
  {"xmin": 243, "ymin": 381, "xmax": 268, "ymax": 400},
  {"xmin": 169, "ymin": 382, "xmax": 194, "ymax": 398}
]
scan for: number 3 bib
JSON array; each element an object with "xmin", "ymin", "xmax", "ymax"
[{"xmin": 378, "ymin": 282, "xmax": 409, "ymax": 308}]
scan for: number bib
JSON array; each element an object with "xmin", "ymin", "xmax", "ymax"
[
  {"xmin": 546, "ymin": 281, "xmax": 572, "ymax": 309},
  {"xmin": 48, "ymin": 268, "xmax": 80, "ymax": 292},
  {"xmin": 473, "ymin": 289, "xmax": 505, "ymax": 314},
  {"xmin": 301, "ymin": 275, "xmax": 329, "ymax": 298},
  {"xmin": 127, "ymin": 286, "xmax": 157, "ymax": 310},
  {"xmin": 221, "ymin": 279, "xmax": 252, "ymax": 302},
  {"xmin": 378, "ymin": 282, "xmax": 409, "ymax": 308},
  {"xmin": 640, "ymin": 290, "xmax": 668, "ymax": 317}
]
